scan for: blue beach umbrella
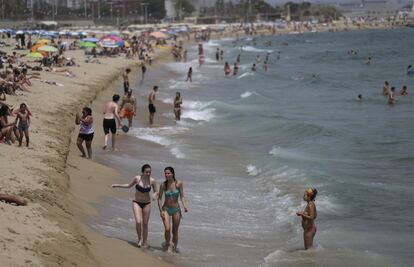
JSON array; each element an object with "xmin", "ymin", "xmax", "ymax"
[{"xmin": 82, "ymin": 37, "xmax": 99, "ymax": 43}]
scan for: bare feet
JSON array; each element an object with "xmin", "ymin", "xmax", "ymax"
[
  {"xmin": 141, "ymin": 243, "xmax": 149, "ymax": 249},
  {"xmin": 102, "ymin": 145, "xmax": 107, "ymax": 150},
  {"xmin": 137, "ymin": 239, "xmax": 142, "ymax": 248},
  {"xmin": 80, "ymin": 154, "xmax": 86, "ymax": 158}
]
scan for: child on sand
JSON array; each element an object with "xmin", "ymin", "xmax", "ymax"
[{"xmin": 15, "ymin": 103, "xmax": 30, "ymax": 147}]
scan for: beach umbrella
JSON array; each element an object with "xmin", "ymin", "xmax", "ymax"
[
  {"xmin": 100, "ymin": 41, "xmax": 118, "ymax": 48},
  {"xmin": 25, "ymin": 52, "xmax": 44, "ymax": 59},
  {"xmin": 150, "ymin": 31, "xmax": 168, "ymax": 39},
  {"xmin": 16, "ymin": 30, "xmax": 24, "ymax": 35},
  {"xmin": 37, "ymin": 45, "xmax": 58, "ymax": 53},
  {"xmin": 82, "ymin": 37, "xmax": 99, "ymax": 43},
  {"xmin": 79, "ymin": 41, "xmax": 97, "ymax": 48}
]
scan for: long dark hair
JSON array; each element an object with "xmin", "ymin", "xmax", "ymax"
[
  {"xmin": 164, "ymin": 166, "xmax": 176, "ymax": 189},
  {"xmin": 141, "ymin": 164, "xmax": 151, "ymax": 174}
]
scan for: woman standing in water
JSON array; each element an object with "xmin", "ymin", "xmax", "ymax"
[
  {"xmin": 297, "ymin": 188, "xmax": 317, "ymax": 250},
  {"xmin": 158, "ymin": 167, "xmax": 189, "ymax": 252},
  {"xmin": 112, "ymin": 164, "xmax": 158, "ymax": 248},
  {"xmin": 224, "ymin": 61, "xmax": 231, "ymax": 77},
  {"xmin": 173, "ymin": 92, "xmax": 182, "ymax": 121}
]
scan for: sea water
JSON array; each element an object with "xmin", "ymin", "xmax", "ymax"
[{"xmin": 90, "ymin": 28, "xmax": 414, "ymax": 267}]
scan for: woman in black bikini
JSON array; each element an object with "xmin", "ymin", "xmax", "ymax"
[{"xmin": 112, "ymin": 164, "xmax": 158, "ymax": 248}]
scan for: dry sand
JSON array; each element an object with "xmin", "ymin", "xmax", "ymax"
[{"xmin": 0, "ymin": 39, "xmax": 173, "ymax": 266}]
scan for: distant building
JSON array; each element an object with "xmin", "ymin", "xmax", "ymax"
[{"xmin": 339, "ymin": 0, "xmax": 402, "ymax": 18}]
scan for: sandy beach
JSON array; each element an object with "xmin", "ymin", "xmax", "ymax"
[
  {"xmin": 0, "ymin": 36, "xmax": 173, "ymax": 266},
  {"xmin": 0, "ymin": 20, "xmax": 399, "ymax": 267}
]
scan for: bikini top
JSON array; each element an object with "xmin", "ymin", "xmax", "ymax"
[
  {"xmin": 135, "ymin": 177, "xmax": 151, "ymax": 193},
  {"xmin": 164, "ymin": 182, "xmax": 180, "ymax": 199}
]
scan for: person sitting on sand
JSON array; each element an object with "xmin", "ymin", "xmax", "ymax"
[
  {"xmin": 112, "ymin": 164, "xmax": 158, "ymax": 248},
  {"xmin": 297, "ymin": 188, "xmax": 318, "ymax": 250},
  {"xmin": 75, "ymin": 107, "xmax": 94, "ymax": 158},
  {"xmin": 400, "ymin": 85, "xmax": 408, "ymax": 96},
  {"xmin": 158, "ymin": 167, "xmax": 189, "ymax": 253},
  {"xmin": 119, "ymin": 90, "xmax": 136, "ymax": 128},
  {"xmin": 103, "ymin": 94, "xmax": 122, "ymax": 151},
  {"xmin": 0, "ymin": 105, "xmax": 16, "ymax": 144},
  {"xmin": 14, "ymin": 103, "xmax": 30, "ymax": 147},
  {"xmin": 173, "ymin": 92, "xmax": 182, "ymax": 121}
]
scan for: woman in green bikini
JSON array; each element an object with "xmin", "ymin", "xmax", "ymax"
[{"xmin": 158, "ymin": 166, "xmax": 189, "ymax": 252}]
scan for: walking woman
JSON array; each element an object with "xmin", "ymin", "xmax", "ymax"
[
  {"xmin": 75, "ymin": 107, "xmax": 94, "ymax": 158},
  {"xmin": 158, "ymin": 167, "xmax": 189, "ymax": 252},
  {"xmin": 112, "ymin": 164, "xmax": 158, "ymax": 248},
  {"xmin": 296, "ymin": 188, "xmax": 318, "ymax": 250},
  {"xmin": 173, "ymin": 92, "xmax": 182, "ymax": 121}
]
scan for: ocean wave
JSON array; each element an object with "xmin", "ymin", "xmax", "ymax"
[
  {"xmin": 129, "ymin": 126, "xmax": 188, "ymax": 147},
  {"xmin": 246, "ymin": 164, "xmax": 261, "ymax": 176},
  {"xmin": 242, "ymin": 46, "xmax": 273, "ymax": 53},
  {"xmin": 170, "ymin": 147, "xmax": 186, "ymax": 159},
  {"xmin": 237, "ymin": 72, "xmax": 255, "ymax": 79},
  {"xmin": 240, "ymin": 91, "xmax": 258, "ymax": 98}
]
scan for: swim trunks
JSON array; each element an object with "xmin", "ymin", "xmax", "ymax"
[
  {"xmin": 119, "ymin": 108, "xmax": 134, "ymax": 120},
  {"xmin": 148, "ymin": 104, "xmax": 156, "ymax": 113},
  {"xmin": 78, "ymin": 132, "xmax": 94, "ymax": 141},
  {"xmin": 103, "ymin": 118, "xmax": 116, "ymax": 134}
]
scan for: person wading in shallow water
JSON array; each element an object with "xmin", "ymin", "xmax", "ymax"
[
  {"xmin": 148, "ymin": 86, "xmax": 158, "ymax": 126},
  {"xmin": 112, "ymin": 164, "xmax": 158, "ymax": 248},
  {"xmin": 297, "ymin": 188, "xmax": 318, "ymax": 250},
  {"xmin": 102, "ymin": 94, "xmax": 122, "ymax": 151},
  {"xmin": 158, "ymin": 166, "xmax": 189, "ymax": 253}
]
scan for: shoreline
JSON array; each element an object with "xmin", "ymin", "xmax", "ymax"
[{"xmin": 0, "ymin": 23, "xmax": 401, "ymax": 267}]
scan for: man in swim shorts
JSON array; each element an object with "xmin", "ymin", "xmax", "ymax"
[
  {"xmin": 122, "ymin": 68, "xmax": 131, "ymax": 94},
  {"xmin": 120, "ymin": 90, "xmax": 137, "ymax": 128},
  {"xmin": 103, "ymin": 94, "xmax": 122, "ymax": 151},
  {"xmin": 148, "ymin": 86, "xmax": 158, "ymax": 126}
]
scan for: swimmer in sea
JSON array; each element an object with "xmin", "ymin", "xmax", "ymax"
[
  {"xmin": 236, "ymin": 54, "xmax": 241, "ymax": 63},
  {"xmin": 112, "ymin": 164, "xmax": 158, "ymax": 248},
  {"xmin": 263, "ymin": 61, "xmax": 268, "ymax": 72},
  {"xmin": 233, "ymin": 62, "xmax": 239, "ymax": 76},
  {"xmin": 252, "ymin": 63, "xmax": 256, "ymax": 72},
  {"xmin": 383, "ymin": 81, "xmax": 390, "ymax": 96},
  {"xmin": 296, "ymin": 188, "xmax": 318, "ymax": 250},
  {"xmin": 388, "ymin": 87, "xmax": 396, "ymax": 105},
  {"xmin": 256, "ymin": 55, "xmax": 261, "ymax": 63},
  {"xmin": 224, "ymin": 62, "xmax": 231, "ymax": 77},
  {"xmin": 366, "ymin": 56, "xmax": 372, "ymax": 65},
  {"xmin": 357, "ymin": 94, "xmax": 362, "ymax": 101},
  {"xmin": 400, "ymin": 85, "xmax": 408, "ymax": 96}
]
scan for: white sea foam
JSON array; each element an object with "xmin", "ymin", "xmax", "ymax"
[
  {"xmin": 237, "ymin": 72, "xmax": 254, "ymax": 79},
  {"xmin": 206, "ymin": 40, "xmax": 221, "ymax": 46},
  {"xmin": 240, "ymin": 91, "xmax": 258, "ymax": 98},
  {"xmin": 246, "ymin": 164, "xmax": 260, "ymax": 176},
  {"xmin": 181, "ymin": 108, "xmax": 215, "ymax": 121},
  {"xmin": 170, "ymin": 147, "xmax": 186, "ymax": 159},
  {"xmin": 129, "ymin": 126, "xmax": 188, "ymax": 147},
  {"xmin": 243, "ymin": 46, "xmax": 273, "ymax": 53}
]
